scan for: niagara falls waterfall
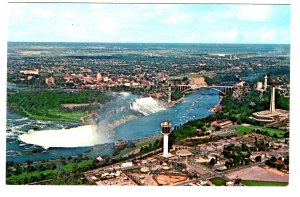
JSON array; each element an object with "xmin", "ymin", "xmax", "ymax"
[{"xmin": 130, "ymin": 97, "xmax": 166, "ymax": 116}]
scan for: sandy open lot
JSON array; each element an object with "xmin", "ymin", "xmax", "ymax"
[
  {"xmin": 225, "ymin": 166, "xmax": 288, "ymax": 182},
  {"xmin": 153, "ymin": 174, "xmax": 187, "ymax": 185}
]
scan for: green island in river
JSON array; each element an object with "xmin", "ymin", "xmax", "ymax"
[{"xmin": 7, "ymin": 90, "xmax": 111, "ymax": 123}]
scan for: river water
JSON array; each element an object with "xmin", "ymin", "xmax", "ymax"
[{"xmin": 6, "ymin": 88, "xmax": 220, "ymax": 162}]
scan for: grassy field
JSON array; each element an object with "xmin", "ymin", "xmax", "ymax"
[
  {"xmin": 234, "ymin": 125, "xmax": 286, "ymax": 138},
  {"xmin": 7, "ymin": 169, "xmax": 59, "ymax": 184},
  {"xmin": 48, "ymin": 109, "xmax": 85, "ymax": 122},
  {"xmin": 241, "ymin": 180, "xmax": 288, "ymax": 186},
  {"xmin": 62, "ymin": 160, "xmax": 93, "ymax": 172},
  {"xmin": 209, "ymin": 177, "xmax": 227, "ymax": 186},
  {"xmin": 21, "ymin": 107, "xmax": 84, "ymax": 123}
]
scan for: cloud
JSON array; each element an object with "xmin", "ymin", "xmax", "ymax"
[
  {"xmin": 161, "ymin": 12, "xmax": 192, "ymax": 24},
  {"xmin": 32, "ymin": 8, "xmax": 55, "ymax": 18},
  {"xmin": 8, "ymin": 3, "xmax": 30, "ymax": 24},
  {"xmin": 224, "ymin": 5, "xmax": 273, "ymax": 21},
  {"xmin": 8, "ymin": 4, "xmax": 289, "ymax": 43},
  {"xmin": 242, "ymin": 27, "xmax": 290, "ymax": 43},
  {"xmin": 64, "ymin": 24, "xmax": 89, "ymax": 39},
  {"xmin": 205, "ymin": 29, "xmax": 239, "ymax": 43}
]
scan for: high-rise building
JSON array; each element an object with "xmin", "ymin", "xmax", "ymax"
[
  {"xmin": 256, "ymin": 82, "xmax": 263, "ymax": 91},
  {"xmin": 96, "ymin": 72, "xmax": 102, "ymax": 82},
  {"xmin": 45, "ymin": 76, "xmax": 55, "ymax": 85},
  {"xmin": 103, "ymin": 73, "xmax": 109, "ymax": 82}
]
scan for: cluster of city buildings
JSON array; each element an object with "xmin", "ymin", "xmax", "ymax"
[{"xmin": 84, "ymin": 115, "xmax": 289, "ymax": 186}]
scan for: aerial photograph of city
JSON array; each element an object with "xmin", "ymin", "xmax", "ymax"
[{"xmin": 3, "ymin": 0, "xmax": 293, "ymax": 189}]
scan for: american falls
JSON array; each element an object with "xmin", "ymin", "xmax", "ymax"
[{"xmin": 130, "ymin": 97, "xmax": 166, "ymax": 116}]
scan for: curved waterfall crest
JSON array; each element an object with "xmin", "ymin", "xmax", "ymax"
[{"xmin": 130, "ymin": 97, "xmax": 166, "ymax": 116}]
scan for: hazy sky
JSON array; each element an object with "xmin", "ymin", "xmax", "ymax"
[{"xmin": 8, "ymin": 3, "xmax": 290, "ymax": 43}]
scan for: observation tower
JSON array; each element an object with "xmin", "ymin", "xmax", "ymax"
[{"xmin": 161, "ymin": 121, "xmax": 171, "ymax": 157}]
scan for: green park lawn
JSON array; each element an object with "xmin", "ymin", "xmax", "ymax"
[
  {"xmin": 234, "ymin": 125, "xmax": 286, "ymax": 138},
  {"xmin": 21, "ymin": 107, "xmax": 84, "ymax": 123},
  {"xmin": 48, "ymin": 109, "xmax": 85, "ymax": 122},
  {"xmin": 61, "ymin": 160, "xmax": 93, "ymax": 172},
  {"xmin": 241, "ymin": 180, "xmax": 288, "ymax": 186},
  {"xmin": 209, "ymin": 177, "xmax": 227, "ymax": 186}
]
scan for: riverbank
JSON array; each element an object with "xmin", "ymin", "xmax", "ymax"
[
  {"xmin": 168, "ymin": 96, "xmax": 185, "ymax": 107},
  {"xmin": 209, "ymin": 96, "xmax": 223, "ymax": 112}
]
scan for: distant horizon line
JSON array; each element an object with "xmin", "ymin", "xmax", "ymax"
[{"xmin": 7, "ymin": 41, "xmax": 290, "ymax": 45}]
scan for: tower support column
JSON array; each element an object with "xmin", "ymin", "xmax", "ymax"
[
  {"xmin": 161, "ymin": 121, "xmax": 172, "ymax": 157},
  {"xmin": 270, "ymin": 80, "xmax": 276, "ymax": 113},
  {"xmin": 163, "ymin": 134, "xmax": 169, "ymax": 156}
]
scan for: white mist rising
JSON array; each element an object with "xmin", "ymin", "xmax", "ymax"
[{"xmin": 18, "ymin": 95, "xmax": 166, "ymax": 149}]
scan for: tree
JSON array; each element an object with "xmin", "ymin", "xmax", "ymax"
[
  {"xmin": 265, "ymin": 160, "xmax": 271, "ymax": 166},
  {"xmin": 255, "ymin": 156, "xmax": 262, "ymax": 162},
  {"xmin": 273, "ymin": 133, "xmax": 279, "ymax": 138},
  {"xmin": 271, "ymin": 156, "xmax": 277, "ymax": 163},
  {"xmin": 234, "ymin": 175, "xmax": 242, "ymax": 186},
  {"xmin": 284, "ymin": 156, "xmax": 289, "ymax": 165},
  {"xmin": 277, "ymin": 164, "xmax": 284, "ymax": 171},
  {"xmin": 222, "ymin": 151, "xmax": 231, "ymax": 159},
  {"xmin": 209, "ymin": 158, "xmax": 216, "ymax": 166},
  {"xmin": 225, "ymin": 161, "xmax": 231, "ymax": 168},
  {"xmin": 242, "ymin": 143, "xmax": 249, "ymax": 151},
  {"xmin": 26, "ymin": 160, "xmax": 33, "ymax": 166},
  {"xmin": 245, "ymin": 159, "xmax": 250, "ymax": 165}
]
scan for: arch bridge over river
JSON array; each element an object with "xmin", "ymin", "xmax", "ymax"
[{"xmin": 176, "ymin": 84, "xmax": 236, "ymax": 95}]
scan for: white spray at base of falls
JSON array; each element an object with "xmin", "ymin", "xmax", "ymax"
[
  {"xmin": 130, "ymin": 97, "xmax": 166, "ymax": 116},
  {"xmin": 18, "ymin": 125, "xmax": 111, "ymax": 149}
]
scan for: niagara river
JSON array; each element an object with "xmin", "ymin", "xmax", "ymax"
[{"xmin": 6, "ymin": 89, "xmax": 220, "ymax": 162}]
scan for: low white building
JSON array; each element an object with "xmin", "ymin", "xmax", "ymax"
[{"xmin": 121, "ymin": 162, "xmax": 133, "ymax": 168}]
